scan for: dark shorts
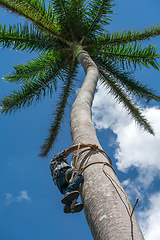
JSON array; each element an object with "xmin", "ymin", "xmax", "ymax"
[
  {"xmin": 57, "ymin": 166, "xmax": 71, "ymax": 194},
  {"xmin": 57, "ymin": 167, "xmax": 84, "ymax": 195}
]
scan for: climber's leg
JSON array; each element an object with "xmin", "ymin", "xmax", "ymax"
[{"xmin": 61, "ymin": 169, "xmax": 84, "ymax": 204}]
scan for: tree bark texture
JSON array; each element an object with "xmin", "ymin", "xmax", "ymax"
[{"xmin": 70, "ymin": 51, "xmax": 145, "ymax": 240}]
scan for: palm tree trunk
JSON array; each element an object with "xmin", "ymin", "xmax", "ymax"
[{"xmin": 70, "ymin": 51, "xmax": 145, "ymax": 240}]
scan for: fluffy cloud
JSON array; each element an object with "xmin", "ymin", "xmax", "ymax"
[
  {"xmin": 92, "ymin": 84, "xmax": 131, "ymax": 131},
  {"xmin": 92, "ymin": 84, "xmax": 160, "ymax": 173},
  {"xmin": 115, "ymin": 107, "xmax": 160, "ymax": 172},
  {"xmin": 4, "ymin": 190, "xmax": 30, "ymax": 206},
  {"xmin": 138, "ymin": 192, "xmax": 160, "ymax": 240}
]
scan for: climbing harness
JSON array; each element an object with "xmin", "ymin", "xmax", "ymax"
[{"xmin": 69, "ymin": 143, "xmax": 139, "ymax": 222}]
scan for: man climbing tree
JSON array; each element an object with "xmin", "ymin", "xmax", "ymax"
[
  {"xmin": 1, "ymin": 0, "xmax": 160, "ymax": 239},
  {"xmin": 50, "ymin": 143, "xmax": 98, "ymax": 213}
]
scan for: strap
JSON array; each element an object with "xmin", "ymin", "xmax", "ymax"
[
  {"xmin": 65, "ymin": 168, "xmax": 72, "ymax": 183},
  {"xmin": 70, "ymin": 199, "xmax": 78, "ymax": 214}
]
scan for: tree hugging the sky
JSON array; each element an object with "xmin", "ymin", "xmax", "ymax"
[{"xmin": 0, "ymin": 1, "xmax": 160, "ymax": 239}]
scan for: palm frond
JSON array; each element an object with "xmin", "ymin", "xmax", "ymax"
[
  {"xmin": 4, "ymin": 51, "xmax": 70, "ymax": 84},
  {"xmin": 0, "ymin": 71, "xmax": 57, "ymax": 114},
  {"xmin": 49, "ymin": 0, "xmax": 72, "ymax": 38},
  {"xmin": 0, "ymin": 0, "xmax": 68, "ymax": 44},
  {"xmin": 0, "ymin": 22, "xmax": 59, "ymax": 52},
  {"xmin": 25, "ymin": 0, "xmax": 54, "ymax": 21},
  {"xmin": 39, "ymin": 56, "xmax": 77, "ymax": 157},
  {"xmin": 84, "ymin": 23, "xmax": 160, "ymax": 48},
  {"xmin": 99, "ymin": 69, "xmax": 154, "ymax": 134},
  {"xmin": 95, "ymin": 58, "xmax": 160, "ymax": 102},
  {"xmin": 96, "ymin": 43, "xmax": 160, "ymax": 70},
  {"xmin": 65, "ymin": 0, "xmax": 89, "ymax": 41},
  {"xmin": 50, "ymin": 0, "xmax": 88, "ymax": 41},
  {"xmin": 59, "ymin": 0, "xmax": 76, "ymax": 40},
  {"xmin": 0, "ymin": 54, "xmax": 72, "ymax": 114},
  {"xmin": 83, "ymin": 0, "xmax": 115, "ymax": 41}
]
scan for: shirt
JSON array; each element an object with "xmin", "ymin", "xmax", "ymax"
[{"xmin": 50, "ymin": 150, "xmax": 70, "ymax": 187}]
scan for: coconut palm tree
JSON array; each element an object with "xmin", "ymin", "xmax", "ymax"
[{"xmin": 0, "ymin": 0, "xmax": 160, "ymax": 239}]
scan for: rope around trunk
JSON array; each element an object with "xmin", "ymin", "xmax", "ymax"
[{"xmin": 69, "ymin": 143, "xmax": 139, "ymax": 222}]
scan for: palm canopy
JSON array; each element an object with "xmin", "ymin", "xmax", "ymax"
[{"xmin": 0, "ymin": 0, "xmax": 160, "ymax": 157}]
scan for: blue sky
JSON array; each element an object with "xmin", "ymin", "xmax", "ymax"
[{"xmin": 0, "ymin": 1, "xmax": 160, "ymax": 239}]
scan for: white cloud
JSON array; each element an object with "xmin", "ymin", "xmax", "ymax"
[
  {"xmin": 4, "ymin": 190, "xmax": 30, "ymax": 206},
  {"xmin": 92, "ymin": 84, "xmax": 160, "ymax": 173},
  {"xmin": 138, "ymin": 192, "xmax": 160, "ymax": 240},
  {"xmin": 4, "ymin": 193, "xmax": 14, "ymax": 206},
  {"xmin": 16, "ymin": 190, "xmax": 30, "ymax": 202},
  {"xmin": 121, "ymin": 167, "xmax": 159, "ymax": 201},
  {"xmin": 115, "ymin": 107, "xmax": 160, "ymax": 171},
  {"xmin": 92, "ymin": 84, "xmax": 131, "ymax": 131}
]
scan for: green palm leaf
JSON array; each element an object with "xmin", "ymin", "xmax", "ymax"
[
  {"xmin": 96, "ymin": 43, "xmax": 160, "ymax": 70},
  {"xmin": 95, "ymin": 58, "xmax": 160, "ymax": 102},
  {"xmin": 0, "ymin": 53, "xmax": 72, "ymax": 114},
  {"xmin": 4, "ymin": 51, "xmax": 70, "ymax": 84},
  {"xmin": 85, "ymin": 0, "xmax": 115, "ymax": 37},
  {"xmin": 84, "ymin": 24, "xmax": 160, "ymax": 48},
  {"xmin": 0, "ymin": 0, "xmax": 68, "ymax": 44},
  {"xmin": 39, "ymin": 56, "xmax": 77, "ymax": 157},
  {"xmin": 99, "ymin": 69, "xmax": 154, "ymax": 134},
  {"xmin": 1, "ymin": 70, "xmax": 57, "ymax": 114},
  {"xmin": 50, "ymin": 0, "xmax": 75, "ymax": 40},
  {"xmin": 0, "ymin": 22, "xmax": 58, "ymax": 52},
  {"xmin": 50, "ymin": 0, "xmax": 89, "ymax": 42}
]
